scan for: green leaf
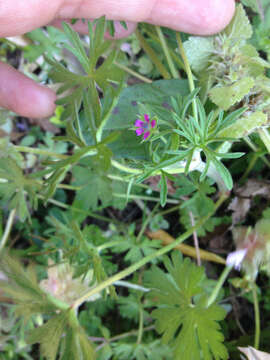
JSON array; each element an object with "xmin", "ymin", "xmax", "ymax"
[
  {"xmin": 105, "ymin": 79, "xmax": 189, "ymax": 130},
  {"xmin": 0, "ymin": 158, "xmax": 41, "ymax": 221},
  {"xmin": 60, "ymin": 325, "xmax": 96, "ymax": 360},
  {"xmin": 145, "ymin": 252, "xmax": 228, "ymax": 360},
  {"xmin": 72, "ymin": 161, "xmax": 113, "ymax": 211},
  {"xmin": 218, "ymin": 111, "xmax": 268, "ymax": 138},
  {"xmin": 183, "ymin": 36, "xmax": 214, "ymax": 72},
  {"xmin": 27, "ymin": 311, "xmax": 70, "ymax": 360},
  {"xmin": 0, "ymin": 253, "xmax": 59, "ymax": 320},
  {"xmin": 160, "ymin": 172, "xmax": 168, "ymax": 207},
  {"xmin": 225, "ymin": 4, "xmax": 252, "ymax": 42},
  {"xmin": 209, "ymin": 77, "xmax": 254, "ymax": 110}
]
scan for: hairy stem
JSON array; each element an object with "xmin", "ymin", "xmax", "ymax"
[
  {"xmin": 135, "ymin": 29, "xmax": 170, "ymax": 79},
  {"xmin": 14, "ymin": 146, "xmax": 67, "ymax": 159},
  {"xmin": 156, "ymin": 26, "xmax": 179, "ymax": 79},
  {"xmin": 115, "ymin": 61, "xmax": 152, "ymax": 83},
  {"xmin": 207, "ymin": 265, "xmax": 232, "ymax": 307},
  {"xmin": 137, "ymin": 307, "xmax": 144, "ymax": 344},
  {"xmin": 0, "ymin": 209, "xmax": 16, "ymax": 252},
  {"xmin": 252, "ymin": 283, "xmax": 260, "ymax": 349},
  {"xmin": 176, "ymin": 32, "xmax": 198, "ymax": 122}
]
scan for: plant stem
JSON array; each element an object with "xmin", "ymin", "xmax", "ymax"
[
  {"xmin": 258, "ymin": 128, "xmax": 270, "ymax": 154},
  {"xmin": 14, "ymin": 146, "xmax": 67, "ymax": 159},
  {"xmin": 38, "ymin": 195, "xmax": 118, "ymax": 224},
  {"xmin": 207, "ymin": 265, "xmax": 232, "ymax": 307},
  {"xmin": 137, "ymin": 307, "xmax": 144, "ymax": 344},
  {"xmin": 244, "ymin": 136, "xmax": 270, "ymax": 168},
  {"xmin": 136, "ymin": 203, "xmax": 159, "ymax": 242},
  {"xmin": 113, "ymin": 193, "xmax": 179, "ymax": 204},
  {"xmin": 252, "ymin": 282, "xmax": 260, "ymax": 349},
  {"xmin": 111, "ymin": 160, "xmax": 143, "ymax": 174},
  {"xmin": 155, "ymin": 26, "xmax": 179, "ymax": 79},
  {"xmin": 113, "ymin": 281, "xmax": 149, "ymax": 292},
  {"xmin": 176, "ymin": 32, "xmax": 198, "ymax": 122},
  {"xmin": 135, "ymin": 29, "xmax": 170, "ymax": 79},
  {"xmin": 0, "ymin": 209, "xmax": 16, "ymax": 252},
  {"xmin": 111, "ymin": 159, "xmax": 185, "ymax": 175},
  {"xmin": 114, "ymin": 61, "xmax": 152, "ymax": 83},
  {"xmin": 72, "ymin": 194, "xmax": 227, "ymax": 308}
]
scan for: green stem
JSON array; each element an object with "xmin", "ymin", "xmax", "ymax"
[
  {"xmin": 155, "ymin": 203, "xmax": 182, "ymax": 218},
  {"xmin": 176, "ymin": 32, "xmax": 198, "ymax": 122},
  {"xmin": 0, "ymin": 209, "xmax": 16, "ymax": 252},
  {"xmin": 14, "ymin": 146, "xmax": 67, "ymax": 159},
  {"xmin": 113, "ymin": 192, "xmax": 179, "ymax": 204},
  {"xmin": 46, "ymin": 293, "xmax": 70, "ymax": 311},
  {"xmin": 136, "ymin": 203, "xmax": 159, "ymax": 242},
  {"xmin": 114, "ymin": 61, "xmax": 152, "ymax": 84},
  {"xmin": 207, "ymin": 265, "xmax": 232, "ymax": 307},
  {"xmin": 111, "ymin": 160, "xmax": 142, "ymax": 174},
  {"xmin": 244, "ymin": 136, "xmax": 270, "ymax": 168},
  {"xmin": 252, "ymin": 282, "xmax": 260, "ymax": 349},
  {"xmin": 135, "ymin": 29, "xmax": 170, "ymax": 79},
  {"xmin": 111, "ymin": 159, "xmax": 185, "ymax": 175},
  {"xmin": 156, "ymin": 26, "xmax": 179, "ymax": 79},
  {"xmin": 258, "ymin": 128, "xmax": 270, "ymax": 154},
  {"xmin": 97, "ymin": 240, "xmax": 124, "ymax": 252},
  {"xmin": 38, "ymin": 195, "xmax": 118, "ymax": 224},
  {"xmin": 137, "ymin": 307, "xmax": 144, "ymax": 344},
  {"xmin": 72, "ymin": 194, "xmax": 227, "ymax": 309}
]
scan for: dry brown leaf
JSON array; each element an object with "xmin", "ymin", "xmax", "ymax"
[
  {"xmin": 229, "ymin": 197, "xmax": 251, "ymax": 224},
  {"xmin": 239, "ymin": 346, "xmax": 270, "ymax": 359},
  {"xmin": 236, "ymin": 179, "xmax": 270, "ymax": 199}
]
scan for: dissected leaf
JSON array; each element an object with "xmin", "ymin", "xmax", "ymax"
[
  {"xmin": 27, "ymin": 311, "xmax": 70, "ymax": 360},
  {"xmin": 145, "ymin": 252, "xmax": 228, "ymax": 360},
  {"xmin": 0, "ymin": 253, "xmax": 57, "ymax": 320}
]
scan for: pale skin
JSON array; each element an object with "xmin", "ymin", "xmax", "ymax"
[{"xmin": 0, "ymin": 0, "xmax": 235, "ymax": 118}]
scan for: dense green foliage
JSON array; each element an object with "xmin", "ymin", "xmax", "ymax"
[{"xmin": 1, "ymin": 2, "xmax": 270, "ymax": 359}]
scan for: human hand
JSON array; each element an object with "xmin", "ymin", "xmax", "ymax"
[{"xmin": 0, "ymin": 0, "xmax": 235, "ymax": 118}]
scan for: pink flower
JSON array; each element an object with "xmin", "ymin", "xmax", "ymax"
[
  {"xmin": 134, "ymin": 114, "xmax": 156, "ymax": 140},
  {"xmin": 226, "ymin": 248, "xmax": 248, "ymax": 270}
]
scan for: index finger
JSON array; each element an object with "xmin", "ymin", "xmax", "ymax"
[{"xmin": 0, "ymin": 0, "xmax": 235, "ymax": 37}]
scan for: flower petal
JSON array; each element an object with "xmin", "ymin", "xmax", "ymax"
[
  {"xmin": 144, "ymin": 114, "xmax": 150, "ymax": 123},
  {"xmin": 135, "ymin": 128, "xmax": 144, "ymax": 136},
  {"xmin": 151, "ymin": 119, "xmax": 156, "ymax": 128},
  {"xmin": 135, "ymin": 119, "xmax": 144, "ymax": 127},
  {"xmin": 226, "ymin": 248, "xmax": 247, "ymax": 270},
  {"xmin": 143, "ymin": 131, "xmax": 150, "ymax": 140}
]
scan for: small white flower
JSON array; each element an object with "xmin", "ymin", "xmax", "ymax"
[{"xmin": 226, "ymin": 249, "xmax": 248, "ymax": 270}]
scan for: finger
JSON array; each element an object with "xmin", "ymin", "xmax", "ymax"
[
  {"xmin": 0, "ymin": 62, "xmax": 56, "ymax": 118},
  {"xmin": 57, "ymin": 0, "xmax": 235, "ymax": 36},
  {"xmin": 51, "ymin": 19, "xmax": 137, "ymax": 39},
  {"xmin": 0, "ymin": 0, "xmax": 235, "ymax": 37}
]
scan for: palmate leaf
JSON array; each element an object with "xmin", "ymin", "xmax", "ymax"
[
  {"xmin": 0, "ymin": 158, "xmax": 41, "ymax": 221},
  {"xmin": 144, "ymin": 252, "xmax": 228, "ymax": 360},
  {"xmin": 27, "ymin": 311, "xmax": 70, "ymax": 360},
  {"xmin": 0, "ymin": 253, "xmax": 58, "ymax": 320},
  {"xmin": 46, "ymin": 18, "xmax": 124, "ymax": 122},
  {"xmin": 60, "ymin": 324, "xmax": 96, "ymax": 360}
]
